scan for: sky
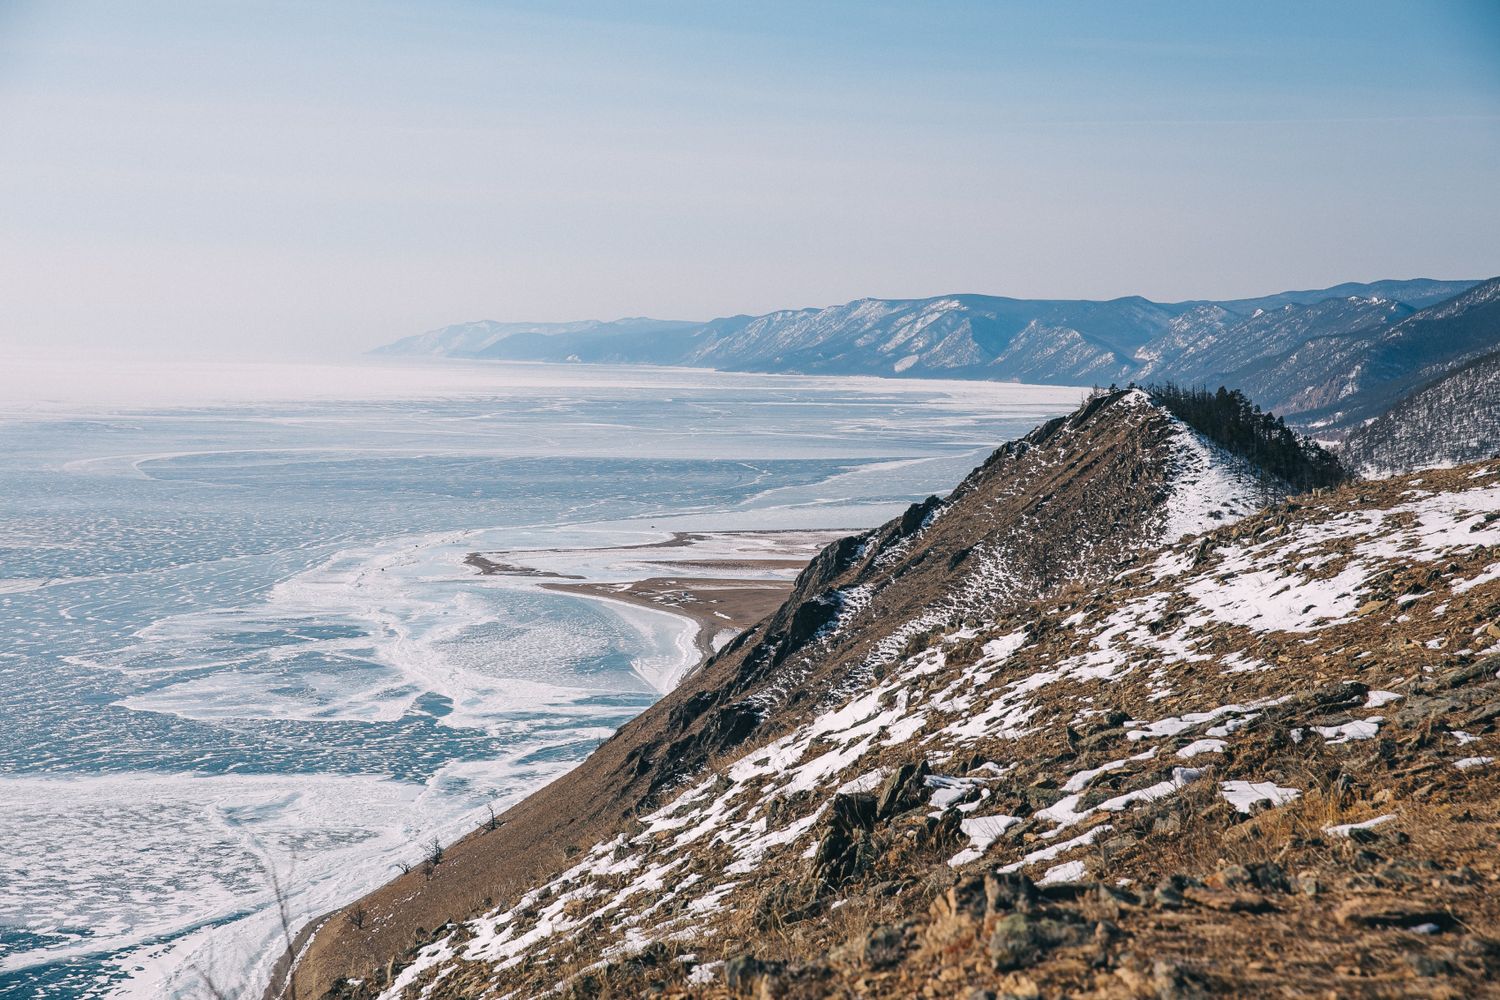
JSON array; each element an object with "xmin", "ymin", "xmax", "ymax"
[{"xmin": 0, "ymin": 1, "xmax": 1498, "ymax": 359}]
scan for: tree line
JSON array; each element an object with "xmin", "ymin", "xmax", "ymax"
[{"xmin": 1138, "ymin": 383, "xmax": 1348, "ymax": 490}]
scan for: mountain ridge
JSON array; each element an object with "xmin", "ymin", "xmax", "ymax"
[
  {"xmin": 1281, "ymin": 277, "xmax": 1500, "ymax": 433},
  {"xmin": 288, "ymin": 389, "xmax": 1354, "ymax": 998},
  {"xmin": 372, "ymin": 279, "xmax": 1491, "ymax": 433},
  {"xmin": 1341, "ymin": 345, "xmax": 1500, "ymax": 476},
  {"xmin": 378, "ymin": 279, "xmax": 1479, "ymax": 359},
  {"xmin": 291, "ymin": 390, "xmax": 1500, "ymax": 1000}
]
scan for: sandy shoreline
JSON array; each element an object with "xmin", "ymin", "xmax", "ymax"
[
  {"xmin": 540, "ymin": 577, "xmax": 793, "ymax": 658},
  {"xmin": 465, "ymin": 529, "xmax": 846, "ymax": 665}
]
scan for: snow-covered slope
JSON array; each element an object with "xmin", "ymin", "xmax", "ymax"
[
  {"xmin": 289, "ymin": 390, "xmax": 1365, "ymax": 997},
  {"xmin": 371, "ymin": 280, "xmax": 1489, "ymax": 399},
  {"xmin": 1153, "ymin": 401, "xmax": 1285, "ymax": 543},
  {"xmin": 677, "ymin": 295, "xmax": 1169, "ymax": 382},
  {"xmin": 1285, "ymin": 277, "xmax": 1500, "ymax": 435},
  {"xmin": 328, "ymin": 442, "xmax": 1500, "ymax": 1000},
  {"xmin": 1342, "ymin": 347, "xmax": 1500, "ymax": 477},
  {"xmin": 1133, "ymin": 295, "xmax": 1413, "ymax": 389}
]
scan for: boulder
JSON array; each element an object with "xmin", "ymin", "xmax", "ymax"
[
  {"xmin": 988, "ymin": 913, "xmax": 1086, "ymax": 971},
  {"xmin": 875, "ymin": 760, "xmax": 931, "ymax": 819},
  {"xmin": 724, "ymin": 954, "xmax": 784, "ymax": 994}
]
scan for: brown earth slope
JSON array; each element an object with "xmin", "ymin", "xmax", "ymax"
[
  {"xmin": 288, "ymin": 390, "xmax": 1285, "ymax": 997},
  {"xmin": 354, "ymin": 453, "xmax": 1500, "ymax": 998}
]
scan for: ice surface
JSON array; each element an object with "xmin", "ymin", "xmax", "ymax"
[{"xmin": 0, "ymin": 359, "xmax": 1084, "ymax": 998}]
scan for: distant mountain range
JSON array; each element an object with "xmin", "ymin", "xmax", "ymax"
[
  {"xmin": 375, "ymin": 276, "xmax": 1498, "ymax": 443},
  {"xmin": 375, "ymin": 317, "xmax": 702, "ymax": 361},
  {"xmin": 1342, "ymin": 296, "xmax": 1500, "ymax": 476}
]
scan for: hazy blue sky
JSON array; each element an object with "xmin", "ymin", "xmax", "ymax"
[{"xmin": 1, "ymin": 1, "xmax": 1498, "ymax": 358}]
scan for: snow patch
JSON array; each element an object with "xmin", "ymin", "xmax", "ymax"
[{"xmin": 1219, "ymin": 780, "xmax": 1300, "ymax": 813}]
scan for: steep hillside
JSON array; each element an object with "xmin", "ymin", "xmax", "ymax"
[
  {"xmin": 1147, "ymin": 384, "xmax": 1346, "ymax": 492},
  {"xmin": 676, "ymin": 296, "xmax": 1175, "ymax": 382},
  {"xmin": 373, "ymin": 280, "xmax": 1485, "ymax": 392},
  {"xmin": 1133, "ymin": 296, "xmax": 1413, "ymax": 389},
  {"xmin": 287, "ymin": 391, "xmax": 1332, "ymax": 997},
  {"xmin": 1212, "ymin": 278, "xmax": 1478, "ymax": 314},
  {"xmin": 1265, "ymin": 277, "xmax": 1500, "ymax": 434},
  {"xmin": 1342, "ymin": 348, "xmax": 1500, "ymax": 476},
  {"xmin": 314, "ymin": 430, "xmax": 1500, "ymax": 1000}
]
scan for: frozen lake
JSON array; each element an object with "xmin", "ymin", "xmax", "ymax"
[{"xmin": 0, "ymin": 358, "xmax": 1083, "ymax": 998}]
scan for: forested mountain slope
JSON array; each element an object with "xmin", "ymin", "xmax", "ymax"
[
  {"xmin": 1264, "ymin": 277, "xmax": 1500, "ymax": 435},
  {"xmin": 1342, "ymin": 348, "xmax": 1500, "ymax": 476}
]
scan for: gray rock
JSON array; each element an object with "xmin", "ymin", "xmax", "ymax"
[
  {"xmin": 1152, "ymin": 959, "xmax": 1209, "ymax": 999},
  {"xmin": 1467, "ymin": 698, "xmax": 1500, "ymax": 727},
  {"xmin": 924, "ymin": 807, "xmax": 964, "ymax": 850},
  {"xmin": 876, "ymin": 760, "xmax": 930, "ymax": 820},
  {"xmin": 1433, "ymin": 657, "xmax": 1500, "ymax": 691},
  {"xmin": 985, "ymin": 871, "xmax": 1039, "ymax": 913},
  {"xmin": 1153, "ymin": 874, "xmax": 1201, "ymax": 909},
  {"xmin": 988, "ymin": 912, "xmax": 1085, "ymax": 970},
  {"xmin": 724, "ymin": 954, "xmax": 783, "ymax": 993},
  {"xmin": 833, "ymin": 922, "xmax": 910, "ymax": 970}
]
